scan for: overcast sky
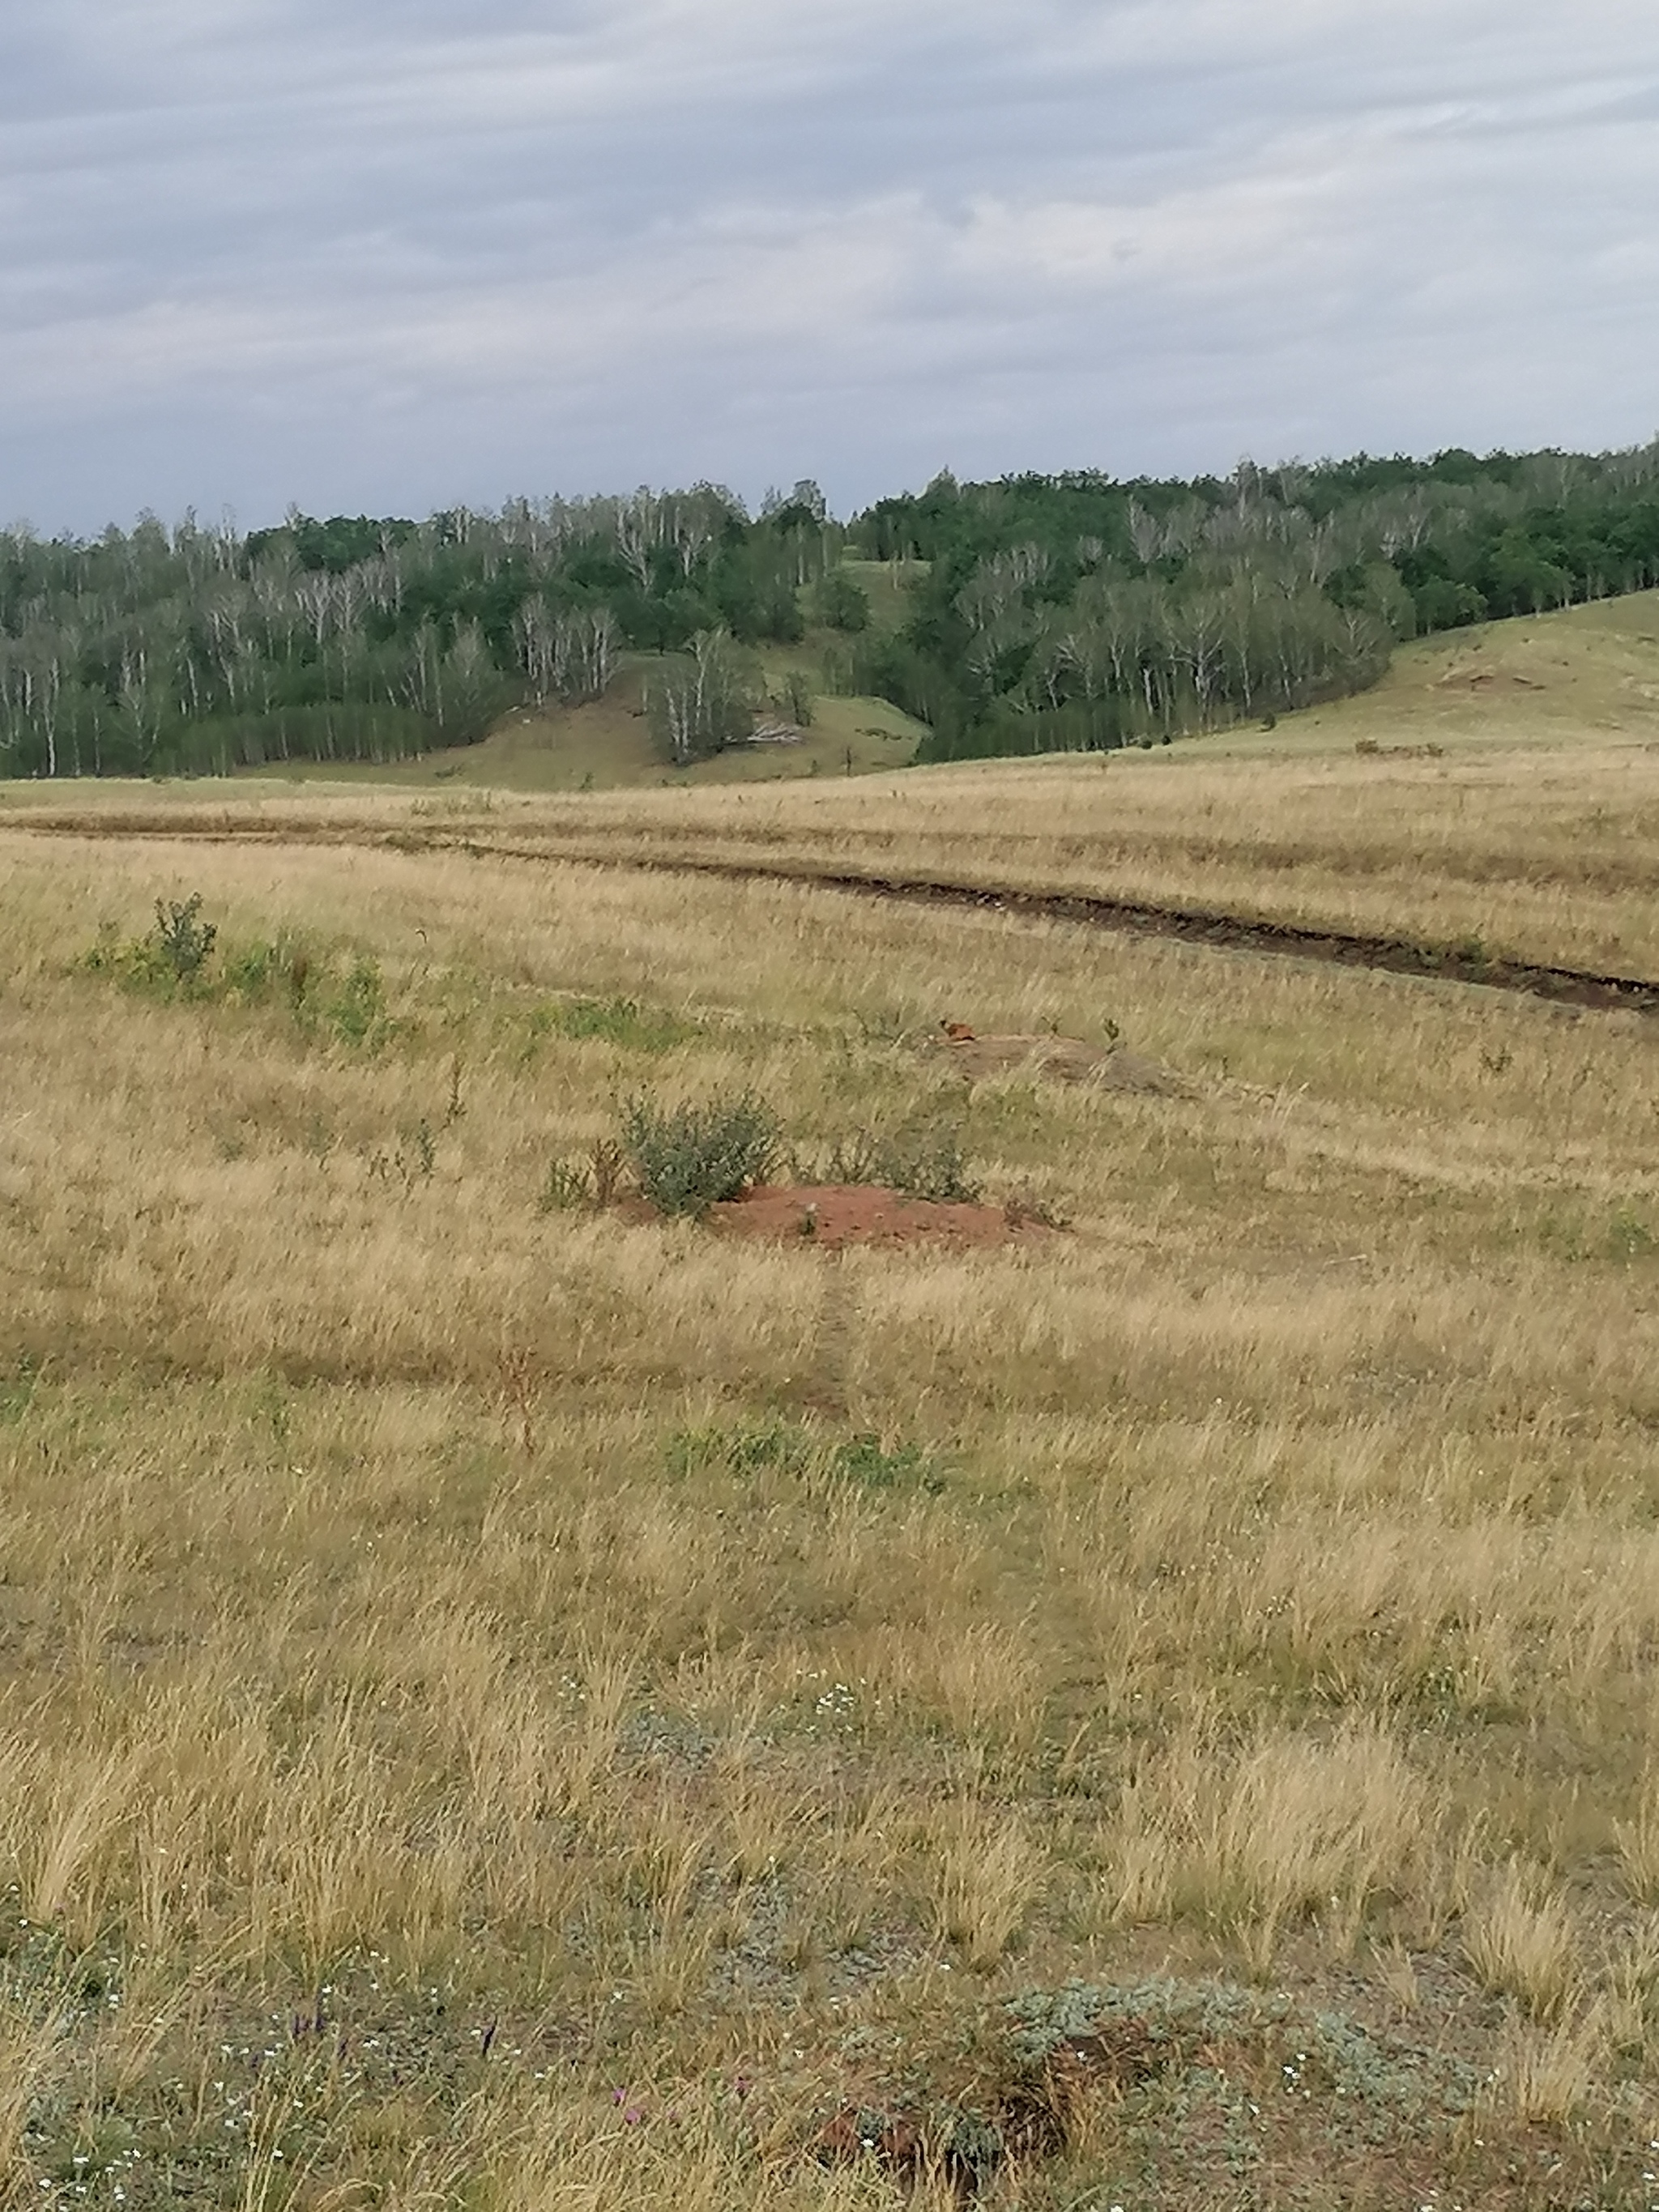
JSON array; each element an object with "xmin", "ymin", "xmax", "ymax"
[{"xmin": 4, "ymin": 0, "xmax": 1657, "ymax": 533}]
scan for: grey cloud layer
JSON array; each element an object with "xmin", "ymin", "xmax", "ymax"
[{"xmin": 2, "ymin": 1, "xmax": 1657, "ymax": 528}]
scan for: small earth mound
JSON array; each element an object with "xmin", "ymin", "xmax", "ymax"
[
  {"xmin": 934, "ymin": 1028, "xmax": 1188, "ymax": 1096},
  {"xmin": 1435, "ymin": 666, "xmax": 1543, "ymax": 693},
  {"xmin": 705, "ymin": 1183, "xmax": 1051, "ymax": 1251}
]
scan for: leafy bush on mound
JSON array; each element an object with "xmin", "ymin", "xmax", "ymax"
[
  {"xmin": 545, "ymin": 1093, "xmax": 987, "ymax": 1220},
  {"xmin": 619, "ymin": 1089, "xmax": 781, "ymax": 1216}
]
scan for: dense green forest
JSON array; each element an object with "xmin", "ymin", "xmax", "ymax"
[
  {"xmin": 5, "ymin": 446, "xmax": 1659, "ymax": 778},
  {"xmin": 848, "ymin": 446, "xmax": 1659, "ymax": 758}
]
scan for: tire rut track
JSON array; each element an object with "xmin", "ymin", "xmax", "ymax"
[{"xmin": 13, "ymin": 811, "xmax": 1658, "ymax": 1017}]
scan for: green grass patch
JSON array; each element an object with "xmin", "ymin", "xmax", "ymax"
[
  {"xmin": 666, "ymin": 1418, "xmax": 943, "ymax": 1495},
  {"xmin": 538, "ymin": 995, "xmax": 693, "ymax": 1053}
]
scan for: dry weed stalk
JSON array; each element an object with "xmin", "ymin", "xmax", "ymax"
[{"xmin": 498, "ymin": 1344, "xmax": 539, "ymax": 1455}]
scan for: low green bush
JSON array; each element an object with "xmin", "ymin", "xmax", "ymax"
[
  {"xmin": 664, "ymin": 1418, "xmax": 814, "ymax": 1479},
  {"xmin": 521, "ymin": 995, "xmax": 693, "ymax": 1062},
  {"xmin": 619, "ymin": 1089, "xmax": 780, "ymax": 1216},
  {"xmin": 152, "ymin": 893, "xmax": 217, "ymax": 981},
  {"xmin": 664, "ymin": 1419, "xmax": 942, "ymax": 1494},
  {"xmin": 831, "ymin": 1432, "xmax": 941, "ymax": 1492},
  {"xmin": 552, "ymin": 996, "xmax": 690, "ymax": 1051},
  {"xmin": 81, "ymin": 905, "xmax": 386, "ymax": 1049},
  {"xmin": 320, "ymin": 956, "xmax": 389, "ymax": 1048},
  {"xmin": 82, "ymin": 895, "xmax": 222, "ymax": 998},
  {"xmin": 538, "ymin": 1158, "xmax": 594, "ymax": 1213}
]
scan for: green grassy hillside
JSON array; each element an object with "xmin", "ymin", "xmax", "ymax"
[
  {"xmin": 261, "ymin": 580, "xmax": 931, "ymax": 793},
  {"xmin": 1215, "ymin": 588, "xmax": 1659, "ymax": 756}
]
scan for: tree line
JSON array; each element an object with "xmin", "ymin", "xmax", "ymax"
[
  {"xmin": 0, "ymin": 482, "xmax": 847, "ymax": 778},
  {"xmin": 5, "ymin": 445, "xmax": 1659, "ymax": 777},
  {"xmin": 843, "ymin": 445, "xmax": 1659, "ymax": 759}
]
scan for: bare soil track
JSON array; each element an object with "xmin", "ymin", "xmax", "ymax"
[
  {"xmin": 15, "ymin": 808, "xmax": 1659, "ymax": 1015},
  {"xmin": 568, "ymin": 851, "xmax": 1659, "ymax": 1016}
]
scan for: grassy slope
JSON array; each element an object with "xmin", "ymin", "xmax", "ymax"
[
  {"xmin": 264, "ymin": 564, "xmax": 932, "ymax": 794},
  {"xmin": 838, "ymin": 555, "xmax": 931, "ymax": 633},
  {"xmin": 273, "ymin": 674, "xmax": 928, "ymax": 794},
  {"xmin": 1213, "ymin": 586, "xmax": 1659, "ymax": 756}
]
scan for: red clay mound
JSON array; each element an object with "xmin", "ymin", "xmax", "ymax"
[{"xmin": 705, "ymin": 1183, "xmax": 1051, "ymax": 1251}]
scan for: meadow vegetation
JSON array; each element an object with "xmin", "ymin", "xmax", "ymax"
[
  {"xmin": 2, "ymin": 706, "xmax": 1658, "ymax": 2205},
  {"xmin": 13, "ymin": 582, "xmax": 1659, "ymax": 986},
  {"xmin": 12, "ymin": 676, "xmax": 1659, "ymax": 980}
]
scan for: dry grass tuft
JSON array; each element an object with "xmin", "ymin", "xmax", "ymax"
[
  {"xmin": 1463, "ymin": 1860, "xmax": 1582, "ymax": 2022},
  {"xmin": 932, "ymin": 1805, "xmax": 1046, "ymax": 1969},
  {"xmin": 1614, "ymin": 1771, "xmax": 1659, "ymax": 1907},
  {"xmin": 1102, "ymin": 1720, "xmax": 1428, "ymax": 1970},
  {"xmin": 1486, "ymin": 2002, "xmax": 1610, "ymax": 2127}
]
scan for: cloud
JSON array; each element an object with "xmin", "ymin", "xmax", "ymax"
[{"xmin": 2, "ymin": 0, "xmax": 1657, "ymax": 529}]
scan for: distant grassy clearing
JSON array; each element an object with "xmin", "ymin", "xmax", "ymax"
[
  {"xmin": 229, "ymin": 620, "xmax": 929, "ymax": 796},
  {"xmin": 1232, "ymin": 586, "xmax": 1659, "ymax": 756},
  {"xmin": 262, "ymin": 686, "xmax": 926, "ymax": 794}
]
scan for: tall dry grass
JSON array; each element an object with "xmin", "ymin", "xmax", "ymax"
[
  {"xmin": 2, "ymin": 783, "xmax": 1657, "ymax": 2203},
  {"xmin": 11, "ymin": 717, "xmax": 1659, "ymax": 969}
]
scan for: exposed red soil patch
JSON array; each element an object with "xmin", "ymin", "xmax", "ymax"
[{"xmin": 704, "ymin": 1183, "xmax": 1052, "ymax": 1251}]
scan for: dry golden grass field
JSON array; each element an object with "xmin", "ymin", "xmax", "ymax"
[
  {"xmin": 9, "ymin": 590, "xmax": 1659, "ymax": 980},
  {"xmin": 2, "ymin": 601, "xmax": 1659, "ymax": 2208}
]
